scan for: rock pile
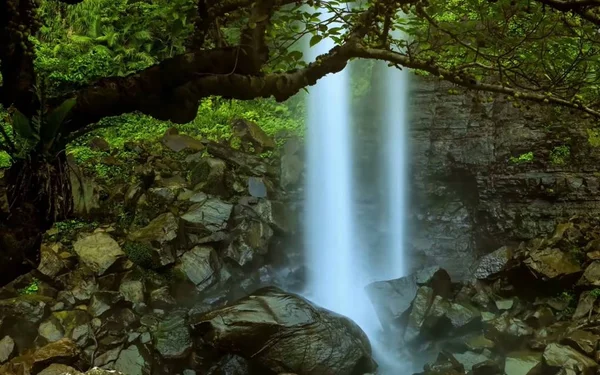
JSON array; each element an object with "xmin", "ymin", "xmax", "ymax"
[
  {"xmin": 368, "ymin": 218, "xmax": 600, "ymax": 375},
  {"xmin": 0, "ymin": 129, "xmax": 374, "ymax": 375}
]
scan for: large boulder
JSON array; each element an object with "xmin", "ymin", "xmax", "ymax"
[
  {"xmin": 73, "ymin": 233, "xmax": 125, "ymax": 276},
  {"xmin": 181, "ymin": 195, "xmax": 233, "ymax": 235},
  {"xmin": 0, "ymin": 338, "xmax": 79, "ymax": 375},
  {"xmin": 524, "ymin": 248, "xmax": 582, "ymax": 280},
  {"xmin": 192, "ymin": 287, "xmax": 376, "ymax": 375}
]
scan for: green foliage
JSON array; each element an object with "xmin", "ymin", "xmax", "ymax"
[
  {"xmin": 18, "ymin": 278, "xmax": 40, "ymax": 295},
  {"xmin": 510, "ymin": 151, "xmax": 534, "ymax": 164},
  {"xmin": 550, "ymin": 145, "xmax": 571, "ymax": 165},
  {"xmin": 591, "ymin": 289, "xmax": 600, "ymax": 298},
  {"xmin": 587, "ymin": 129, "xmax": 600, "ymax": 147},
  {"xmin": 123, "ymin": 241, "xmax": 157, "ymax": 269}
]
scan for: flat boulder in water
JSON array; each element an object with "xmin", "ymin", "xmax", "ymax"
[{"xmin": 192, "ymin": 286, "xmax": 376, "ymax": 375}]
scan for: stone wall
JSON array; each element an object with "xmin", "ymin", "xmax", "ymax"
[{"xmin": 407, "ymin": 78, "xmax": 600, "ymax": 279}]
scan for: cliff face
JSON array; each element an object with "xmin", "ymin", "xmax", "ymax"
[{"xmin": 408, "ymin": 78, "xmax": 600, "ymax": 278}]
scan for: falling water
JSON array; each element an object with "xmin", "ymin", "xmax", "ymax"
[
  {"xmin": 303, "ymin": 8, "xmax": 411, "ymax": 374},
  {"xmin": 304, "ymin": 11, "xmax": 354, "ymax": 314}
]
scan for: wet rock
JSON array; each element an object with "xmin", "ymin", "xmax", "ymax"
[
  {"xmin": 0, "ymin": 338, "xmax": 79, "ymax": 374},
  {"xmin": 366, "ymin": 275, "xmax": 418, "ymax": 329},
  {"xmin": 73, "ymin": 233, "xmax": 125, "ymax": 276},
  {"xmin": 524, "ymin": 248, "xmax": 581, "ymax": 279},
  {"xmin": 174, "ymin": 246, "xmax": 218, "ymax": 291},
  {"xmin": 425, "ymin": 296, "xmax": 481, "ymax": 333},
  {"xmin": 561, "ymin": 330, "xmax": 599, "ymax": 356},
  {"xmin": 248, "ymin": 177, "xmax": 267, "ymax": 198},
  {"xmin": 573, "ymin": 291, "xmax": 597, "ymax": 319},
  {"xmin": 92, "ymin": 345, "xmax": 122, "ymax": 367},
  {"xmin": 89, "ymin": 292, "xmax": 123, "ymax": 317},
  {"xmin": 38, "ymin": 244, "xmax": 68, "ymax": 278},
  {"xmin": 206, "ymin": 354, "xmax": 250, "ymax": 375},
  {"xmin": 38, "ymin": 364, "xmax": 81, "ymax": 375},
  {"xmin": 190, "ymin": 157, "xmax": 228, "ymax": 196},
  {"xmin": 89, "ymin": 137, "xmax": 110, "ymax": 152},
  {"xmin": 224, "ymin": 217, "xmax": 273, "ymax": 267},
  {"xmin": 523, "ymin": 306, "xmax": 555, "ymax": 328},
  {"xmin": 416, "ymin": 266, "xmax": 453, "ymax": 298},
  {"xmin": 0, "ymin": 336, "xmax": 15, "ymax": 363},
  {"xmin": 485, "ymin": 315, "xmax": 534, "ymax": 349},
  {"xmin": 453, "ymin": 351, "xmax": 492, "ymax": 372},
  {"xmin": 152, "ymin": 309, "xmax": 192, "ymax": 359},
  {"xmin": 0, "ymin": 294, "xmax": 53, "ymax": 323},
  {"xmin": 577, "ymin": 261, "xmax": 600, "ymax": 286},
  {"xmin": 193, "ymin": 286, "xmax": 376, "ymax": 375},
  {"xmin": 473, "ymin": 246, "xmax": 513, "ymax": 279},
  {"xmin": 504, "ymin": 351, "xmax": 543, "ymax": 375},
  {"xmin": 543, "ymin": 343, "xmax": 597, "ymax": 374},
  {"xmin": 85, "ymin": 369, "xmax": 125, "ymax": 375},
  {"xmin": 149, "ymin": 287, "xmax": 176, "ymax": 309},
  {"xmin": 472, "ymin": 360, "xmax": 503, "ymax": 375},
  {"xmin": 38, "ymin": 316, "xmax": 64, "ymax": 342},
  {"xmin": 161, "ymin": 128, "xmax": 204, "ymax": 152},
  {"xmin": 254, "ymin": 199, "xmax": 292, "ymax": 233},
  {"xmin": 119, "ymin": 280, "xmax": 145, "ymax": 304},
  {"xmin": 52, "ymin": 310, "xmax": 91, "ymax": 343},
  {"xmin": 127, "ymin": 213, "xmax": 179, "ymax": 267},
  {"xmin": 181, "ymin": 197, "xmax": 233, "ymax": 234},
  {"xmin": 495, "ymin": 299, "xmax": 514, "ymax": 311},
  {"xmin": 280, "ymin": 140, "xmax": 303, "ymax": 190},
  {"xmin": 405, "ymin": 286, "xmax": 435, "ymax": 343},
  {"xmin": 230, "ymin": 118, "xmax": 276, "ymax": 153},
  {"xmin": 114, "ymin": 344, "xmax": 151, "ymax": 375}
]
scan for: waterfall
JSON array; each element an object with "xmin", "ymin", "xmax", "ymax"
[{"xmin": 303, "ymin": 9, "xmax": 411, "ymax": 373}]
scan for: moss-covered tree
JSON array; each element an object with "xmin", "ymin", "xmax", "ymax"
[{"xmin": 2, "ymin": 0, "xmax": 600, "ymax": 285}]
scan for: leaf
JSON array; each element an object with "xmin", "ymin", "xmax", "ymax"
[
  {"xmin": 288, "ymin": 50, "xmax": 303, "ymax": 60},
  {"xmin": 41, "ymin": 98, "xmax": 77, "ymax": 145},
  {"xmin": 12, "ymin": 110, "xmax": 37, "ymax": 142},
  {"xmin": 309, "ymin": 35, "xmax": 323, "ymax": 47}
]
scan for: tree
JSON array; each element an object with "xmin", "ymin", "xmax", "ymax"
[{"xmin": 1, "ymin": 0, "xmax": 600, "ymax": 285}]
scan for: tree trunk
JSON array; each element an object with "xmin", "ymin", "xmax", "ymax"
[{"xmin": 0, "ymin": 153, "xmax": 72, "ymax": 286}]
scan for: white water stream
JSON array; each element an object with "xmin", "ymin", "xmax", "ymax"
[{"xmin": 303, "ymin": 9, "xmax": 412, "ymax": 374}]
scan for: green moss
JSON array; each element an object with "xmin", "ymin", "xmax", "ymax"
[
  {"xmin": 18, "ymin": 278, "xmax": 39, "ymax": 295},
  {"xmin": 123, "ymin": 241, "xmax": 158, "ymax": 269},
  {"xmin": 587, "ymin": 128, "xmax": 600, "ymax": 147},
  {"xmin": 550, "ymin": 145, "xmax": 570, "ymax": 165},
  {"xmin": 509, "ymin": 151, "xmax": 534, "ymax": 164},
  {"xmin": 591, "ymin": 289, "xmax": 600, "ymax": 298}
]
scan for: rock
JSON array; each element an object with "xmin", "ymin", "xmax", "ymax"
[
  {"xmin": 254, "ymin": 199, "xmax": 292, "ymax": 233},
  {"xmin": 152, "ymin": 309, "xmax": 192, "ymax": 359},
  {"xmin": 0, "ymin": 338, "xmax": 80, "ymax": 374},
  {"xmin": 38, "ymin": 364, "xmax": 82, "ymax": 375},
  {"xmin": 192, "ymin": 286, "xmax": 376, "ymax": 375},
  {"xmin": 127, "ymin": 213, "xmax": 179, "ymax": 267},
  {"xmin": 119, "ymin": 280, "xmax": 145, "ymax": 304},
  {"xmin": 573, "ymin": 291, "xmax": 597, "ymax": 319},
  {"xmin": 365, "ymin": 274, "xmax": 418, "ymax": 329},
  {"xmin": 280, "ymin": 151, "xmax": 303, "ymax": 190},
  {"xmin": 89, "ymin": 292, "xmax": 123, "ymax": 317},
  {"xmin": 206, "ymin": 354, "xmax": 250, "ymax": 375},
  {"xmin": 453, "ymin": 351, "xmax": 492, "ymax": 372},
  {"xmin": 473, "ymin": 246, "xmax": 513, "ymax": 279},
  {"xmin": 38, "ymin": 317, "xmax": 64, "ymax": 342},
  {"xmin": 416, "ymin": 266, "xmax": 453, "ymax": 298},
  {"xmin": 224, "ymin": 217, "xmax": 273, "ymax": 267},
  {"xmin": 561, "ymin": 330, "xmax": 599, "ymax": 356},
  {"xmin": 0, "ymin": 294, "xmax": 53, "ymax": 323},
  {"xmin": 174, "ymin": 246, "xmax": 218, "ymax": 291},
  {"xmin": 114, "ymin": 344, "xmax": 151, "ymax": 375},
  {"xmin": 404, "ymin": 286, "xmax": 435, "ymax": 343},
  {"xmin": 161, "ymin": 128, "xmax": 204, "ymax": 152},
  {"xmin": 523, "ymin": 306, "xmax": 555, "ymax": 328},
  {"xmin": 485, "ymin": 315, "xmax": 534, "ymax": 349},
  {"xmin": 0, "ymin": 336, "xmax": 14, "ymax": 363},
  {"xmin": 85, "ymin": 369, "xmax": 125, "ymax": 375},
  {"xmin": 149, "ymin": 287, "xmax": 176, "ymax": 309},
  {"xmin": 543, "ymin": 343, "xmax": 597, "ymax": 374},
  {"xmin": 73, "ymin": 233, "xmax": 125, "ymax": 275},
  {"xmin": 190, "ymin": 157, "xmax": 228, "ymax": 196},
  {"xmin": 504, "ymin": 351, "xmax": 543, "ymax": 375},
  {"xmin": 495, "ymin": 299, "xmax": 514, "ymax": 310},
  {"xmin": 472, "ymin": 360, "xmax": 503, "ymax": 375},
  {"xmin": 230, "ymin": 118, "xmax": 276, "ymax": 153},
  {"xmin": 38, "ymin": 244, "xmax": 67, "ymax": 278},
  {"xmin": 70, "ymin": 168, "xmax": 101, "ymax": 216},
  {"xmin": 92, "ymin": 346, "xmax": 122, "ymax": 367},
  {"xmin": 88, "ymin": 137, "xmax": 110, "ymax": 152},
  {"xmin": 248, "ymin": 177, "xmax": 267, "ymax": 198},
  {"xmin": 181, "ymin": 197, "xmax": 233, "ymax": 234},
  {"xmin": 425, "ymin": 296, "xmax": 481, "ymax": 333},
  {"xmin": 524, "ymin": 248, "xmax": 582, "ymax": 279},
  {"xmin": 146, "ymin": 187, "xmax": 177, "ymax": 203},
  {"xmin": 577, "ymin": 261, "xmax": 600, "ymax": 286}
]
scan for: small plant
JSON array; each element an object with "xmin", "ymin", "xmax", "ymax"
[
  {"xmin": 19, "ymin": 278, "xmax": 40, "ymax": 295},
  {"xmin": 550, "ymin": 145, "xmax": 570, "ymax": 165},
  {"xmin": 510, "ymin": 151, "xmax": 534, "ymax": 164},
  {"xmin": 591, "ymin": 289, "xmax": 600, "ymax": 298},
  {"xmin": 123, "ymin": 241, "xmax": 157, "ymax": 269},
  {"xmin": 587, "ymin": 129, "xmax": 600, "ymax": 147}
]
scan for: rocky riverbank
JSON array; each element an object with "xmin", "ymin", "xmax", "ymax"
[{"xmin": 368, "ymin": 217, "xmax": 600, "ymax": 374}]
